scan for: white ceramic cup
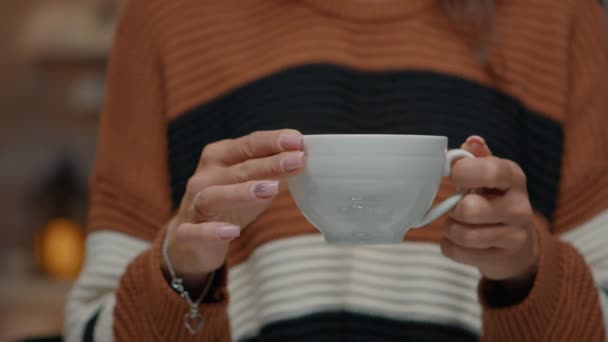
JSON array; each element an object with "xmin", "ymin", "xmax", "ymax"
[{"xmin": 287, "ymin": 134, "xmax": 474, "ymax": 244}]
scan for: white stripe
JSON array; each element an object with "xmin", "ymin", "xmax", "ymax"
[
  {"xmin": 95, "ymin": 295, "xmax": 116, "ymax": 342},
  {"xmin": 561, "ymin": 210, "xmax": 608, "ymax": 247},
  {"xmin": 227, "ymin": 234, "xmax": 482, "ymax": 341},
  {"xmin": 64, "ymin": 231, "xmax": 149, "ymax": 342},
  {"xmin": 560, "ymin": 210, "xmax": 608, "ymax": 334}
]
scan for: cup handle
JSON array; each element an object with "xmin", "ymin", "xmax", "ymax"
[{"xmin": 412, "ymin": 149, "xmax": 475, "ymax": 228}]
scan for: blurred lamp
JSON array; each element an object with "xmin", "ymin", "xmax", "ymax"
[
  {"xmin": 32, "ymin": 157, "xmax": 86, "ymax": 280},
  {"xmin": 36, "ymin": 218, "xmax": 84, "ymax": 280}
]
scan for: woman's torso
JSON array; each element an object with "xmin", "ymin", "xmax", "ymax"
[{"xmin": 154, "ymin": 0, "xmax": 569, "ymax": 340}]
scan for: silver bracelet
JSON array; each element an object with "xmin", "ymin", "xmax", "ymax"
[{"xmin": 162, "ymin": 222, "xmax": 215, "ymax": 335}]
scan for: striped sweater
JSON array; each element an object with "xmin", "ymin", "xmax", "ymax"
[{"xmin": 65, "ymin": 0, "xmax": 608, "ymax": 341}]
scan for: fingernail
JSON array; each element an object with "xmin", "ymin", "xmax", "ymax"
[
  {"xmin": 217, "ymin": 225, "xmax": 241, "ymax": 240},
  {"xmin": 281, "ymin": 151, "xmax": 305, "ymax": 172},
  {"xmin": 278, "ymin": 133, "xmax": 303, "ymax": 150},
  {"xmin": 466, "ymin": 135, "xmax": 485, "ymax": 147},
  {"xmin": 253, "ymin": 181, "xmax": 280, "ymax": 198}
]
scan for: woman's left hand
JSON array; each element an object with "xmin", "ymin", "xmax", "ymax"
[{"xmin": 442, "ymin": 136, "xmax": 540, "ymax": 291}]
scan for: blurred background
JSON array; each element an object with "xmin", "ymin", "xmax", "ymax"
[
  {"xmin": 0, "ymin": 1, "xmax": 606, "ymax": 342},
  {"xmin": 0, "ymin": 0, "xmax": 123, "ymax": 340}
]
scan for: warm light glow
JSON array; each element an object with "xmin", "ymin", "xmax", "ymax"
[{"xmin": 38, "ymin": 218, "xmax": 84, "ymax": 280}]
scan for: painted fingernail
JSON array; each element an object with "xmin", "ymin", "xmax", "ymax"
[
  {"xmin": 466, "ymin": 135, "xmax": 485, "ymax": 147},
  {"xmin": 253, "ymin": 181, "xmax": 280, "ymax": 198},
  {"xmin": 278, "ymin": 133, "xmax": 303, "ymax": 150},
  {"xmin": 281, "ymin": 151, "xmax": 305, "ymax": 172},
  {"xmin": 217, "ymin": 225, "xmax": 241, "ymax": 240}
]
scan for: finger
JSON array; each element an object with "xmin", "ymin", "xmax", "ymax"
[
  {"xmin": 440, "ymin": 237, "xmax": 502, "ymax": 267},
  {"xmin": 504, "ymin": 159, "xmax": 528, "ymax": 189},
  {"xmin": 449, "ymin": 191, "xmax": 533, "ymax": 225},
  {"xmin": 200, "ymin": 129, "xmax": 303, "ymax": 167},
  {"xmin": 451, "ymin": 156, "xmax": 513, "ymax": 190},
  {"xmin": 223, "ymin": 151, "xmax": 305, "ymax": 184},
  {"xmin": 185, "ymin": 151, "xmax": 303, "ymax": 201},
  {"xmin": 175, "ymin": 221, "xmax": 241, "ymax": 243},
  {"xmin": 192, "ymin": 180, "xmax": 279, "ymax": 220},
  {"xmin": 460, "ymin": 135, "xmax": 492, "ymax": 157},
  {"xmin": 443, "ymin": 221, "xmax": 527, "ymax": 249},
  {"xmin": 449, "ymin": 193, "xmax": 499, "ymax": 224}
]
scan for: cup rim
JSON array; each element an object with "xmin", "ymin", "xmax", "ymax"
[{"xmin": 303, "ymin": 134, "xmax": 447, "ymax": 141}]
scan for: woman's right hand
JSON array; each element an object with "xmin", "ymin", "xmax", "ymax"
[{"xmin": 162, "ymin": 129, "xmax": 305, "ymax": 288}]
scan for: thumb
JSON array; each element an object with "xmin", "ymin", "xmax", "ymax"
[
  {"xmin": 175, "ymin": 221, "xmax": 241, "ymax": 243},
  {"xmin": 461, "ymin": 135, "xmax": 492, "ymax": 157}
]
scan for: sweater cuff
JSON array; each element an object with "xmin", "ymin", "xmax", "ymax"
[
  {"xmin": 479, "ymin": 225, "xmax": 562, "ymax": 341},
  {"xmin": 144, "ymin": 224, "xmax": 229, "ymax": 340}
]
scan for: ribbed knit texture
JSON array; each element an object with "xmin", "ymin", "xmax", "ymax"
[
  {"xmin": 114, "ymin": 224, "xmax": 231, "ymax": 341},
  {"xmin": 64, "ymin": 231, "xmax": 149, "ymax": 342},
  {"xmin": 86, "ymin": 0, "xmax": 608, "ymax": 340},
  {"xmin": 479, "ymin": 225, "xmax": 591, "ymax": 341}
]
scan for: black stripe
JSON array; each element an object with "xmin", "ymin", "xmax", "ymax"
[
  {"xmin": 83, "ymin": 308, "xmax": 101, "ymax": 342},
  {"xmin": 168, "ymin": 64, "xmax": 563, "ymax": 221},
  {"xmin": 239, "ymin": 311, "xmax": 478, "ymax": 342}
]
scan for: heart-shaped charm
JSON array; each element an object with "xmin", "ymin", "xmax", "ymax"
[{"xmin": 183, "ymin": 312, "xmax": 203, "ymax": 335}]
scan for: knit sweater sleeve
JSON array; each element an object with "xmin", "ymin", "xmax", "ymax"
[
  {"xmin": 65, "ymin": 0, "xmax": 231, "ymax": 340},
  {"xmin": 479, "ymin": 1, "xmax": 608, "ymax": 341},
  {"xmin": 115, "ymin": 226, "xmax": 231, "ymax": 341}
]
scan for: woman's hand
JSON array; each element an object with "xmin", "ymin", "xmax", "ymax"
[
  {"xmin": 163, "ymin": 129, "xmax": 305, "ymax": 287},
  {"xmin": 441, "ymin": 136, "xmax": 540, "ymax": 297}
]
